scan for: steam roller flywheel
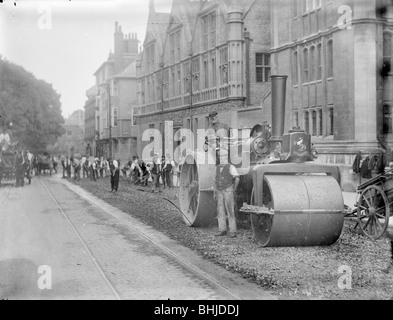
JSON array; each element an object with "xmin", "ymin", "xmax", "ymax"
[
  {"xmin": 179, "ymin": 152, "xmax": 217, "ymax": 227},
  {"xmin": 251, "ymin": 174, "xmax": 344, "ymax": 247}
]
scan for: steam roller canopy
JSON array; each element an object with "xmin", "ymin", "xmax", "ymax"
[
  {"xmin": 251, "ymin": 175, "xmax": 344, "ymax": 247},
  {"xmin": 179, "ymin": 152, "xmax": 216, "ymax": 227}
]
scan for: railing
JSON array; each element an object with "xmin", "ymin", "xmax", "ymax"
[
  {"xmin": 139, "ymin": 84, "xmax": 232, "ymax": 115},
  {"xmin": 168, "ymin": 96, "xmax": 183, "ymax": 109},
  {"xmin": 219, "ymin": 85, "xmax": 229, "ymax": 98}
]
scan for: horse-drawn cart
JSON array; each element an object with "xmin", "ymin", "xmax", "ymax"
[
  {"xmin": 346, "ymin": 170, "xmax": 392, "ymax": 240},
  {"xmin": 0, "ymin": 149, "xmax": 16, "ymax": 185}
]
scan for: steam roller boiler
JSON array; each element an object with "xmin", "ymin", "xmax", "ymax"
[{"xmin": 179, "ymin": 75, "xmax": 345, "ymax": 247}]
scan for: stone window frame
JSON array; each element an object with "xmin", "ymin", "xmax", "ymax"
[
  {"xmin": 177, "ymin": 65, "xmax": 182, "ymax": 97},
  {"xmin": 302, "ymin": 0, "xmax": 322, "ymax": 14},
  {"xmin": 303, "ymin": 48, "xmax": 309, "ymax": 83},
  {"xmin": 201, "ymin": 10, "xmax": 217, "ymax": 52},
  {"xmin": 328, "ymin": 106, "xmax": 334, "ymax": 136},
  {"xmin": 292, "ymin": 50, "xmax": 299, "ymax": 86},
  {"xmin": 317, "ymin": 43, "xmax": 322, "ymax": 80},
  {"xmin": 192, "ymin": 56, "xmax": 201, "ymax": 92},
  {"xmin": 211, "ymin": 55, "xmax": 217, "ymax": 88},
  {"xmin": 383, "ymin": 31, "xmax": 393, "ymax": 76},
  {"xmin": 203, "ymin": 54, "xmax": 209, "ymax": 89},
  {"xmin": 383, "ymin": 104, "xmax": 393, "ymax": 134},
  {"xmin": 311, "ymin": 109, "xmax": 317, "ymax": 136},
  {"xmin": 304, "ymin": 110, "xmax": 310, "ymax": 134},
  {"xmin": 256, "ymin": 53, "xmax": 271, "ymax": 83},
  {"xmin": 318, "ymin": 108, "xmax": 323, "ymax": 136},
  {"xmin": 163, "ymin": 68, "xmax": 169, "ymax": 100},
  {"xmin": 219, "ymin": 46, "xmax": 228, "ymax": 85},
  {"xmin": 183, "ymin": 60, "xmax": 191, "ymax": 94},
  {"xmin": 327, "ymin": 39, "xmax": 333, "ymax": 79},
  {"xmin": 112, "ymin": 107, "xmax": 118, "ymax": 128},
  {"xmin": 302, "ymin": 42, "xmax": 322, "ymax": 84}
]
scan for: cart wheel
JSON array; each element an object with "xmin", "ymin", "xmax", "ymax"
[{"xmin": 357, "ymin": 185, "xmax": 390, "ymax": 240}]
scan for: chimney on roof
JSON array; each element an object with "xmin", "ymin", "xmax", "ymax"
[{"xmin": 126, "ymin": 33, "xmax": 139, "ymax": 55}]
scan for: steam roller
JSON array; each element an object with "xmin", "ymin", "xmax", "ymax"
[{"xmin": 179, "ymin": 75, "xmax": 345, "ymax": 246}]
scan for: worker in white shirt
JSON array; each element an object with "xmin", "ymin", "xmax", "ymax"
[
  {"xmin": 109, "ymin": 158, "xmax": 120, "ymax": 192},
  {"xmin": 0, "ymin": 129, "xmax": 11, "ymax": 151}
]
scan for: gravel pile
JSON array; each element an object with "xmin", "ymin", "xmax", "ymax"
[{"xmin": 72, "ymin": 177, "xmax": 393, "ymax": 300}]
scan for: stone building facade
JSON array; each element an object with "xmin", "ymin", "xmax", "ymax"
[
  {"xmin": 57, "ymin": 110, "xmax": 85, "ymax": 156},
  {"xmin": 136, "ymin": 0, "xmax": 272, "ymax": 160},
  {"xmin": 270, "ymin": 0, "xmax": 393, "ymax": 190},
  {"xmin": 84, "ymin": 85, "xmax": 98, "ymax": 157},
  {"xmin": 94, "ymin": 22, "xmax": 139, "ymax": 163},
  {"xmin": 135, "ymin": 0, "xmax": 393, "ymax": 190}
]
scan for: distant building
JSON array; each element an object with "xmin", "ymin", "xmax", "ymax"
[
  {"xmin": 58, "ymin": 110, "xmax": 85, "ymax": 156},
  {"xmin": 84, "ymin": 85, "xmax": 98, "ymax": 157},
  {"xmin": 94, "ymin": 22, "xmax": 139, "ymax": 163}
]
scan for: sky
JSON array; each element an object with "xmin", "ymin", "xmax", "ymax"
[{"xmin": 0, "ymin": 0, "xmax": 173, "ymax": 118}]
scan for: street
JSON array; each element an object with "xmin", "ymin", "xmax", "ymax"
[{"xmin": 0, "ymin": 176, "xmax": 274, "ymax": 300}]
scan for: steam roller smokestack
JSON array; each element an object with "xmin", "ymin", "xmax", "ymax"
[{"xmin": 270, "ymin": 75, "xmax": 288, "ymax": 143}]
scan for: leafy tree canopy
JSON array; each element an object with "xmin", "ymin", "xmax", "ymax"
[{"xmin": 0, "ymin": 56, "xmax": 65, "ymax": 152}]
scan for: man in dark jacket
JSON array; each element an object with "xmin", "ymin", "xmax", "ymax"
[
  {"xmin": 149, "ymin": 155, "xmax": 162, "ymax": 193},
  {"xmin": 352, "ymin": 151, "xmax": 362, "ymax": 174},
  {"xmin": 14, "ymin": 150, "xmax": 25, "ymax": 187},
  {"xmin": 212, "ymin": 148, "xmax": 240, "ymax": 238}
]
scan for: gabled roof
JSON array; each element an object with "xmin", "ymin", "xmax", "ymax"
[{"xmin": 143, "ymin": 10, "xmax": 171, "ymax": 56}]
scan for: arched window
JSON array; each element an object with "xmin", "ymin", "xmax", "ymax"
[
  {"xmin": 303, "ymin": 48, "xmax": 309, "ymax": 83},
  {"xmin": 312, "ymin": 110, "xmax": 317, "ymax": 136},
  {"xmin": 204, "ymin": 60, "xmax": 209, "ymax": 89},
  {"xmin": 318, "ymin": 109, "xmax": 323, "ymax": 136},
  {"xmin": 304, "ymin": 111, "xmax": 310, "ymax": 133},
  {"xmin": 383, "ymin": 32, "xmax": 393, "ymax": 77},
  {"xmin": 383, "ymin": 104, "xmax": 393, "ymax": 134},
  {"xmin": 327, "ymin": 40, "xmax": 333, "ymax": 78},
  {"xmin": 293, "ymin": 51, "xmax": 298, "ymax": 85},
  {"xmin": 310, "ymin": 46, "xmax": 315, "ymax": 81},
  {"xmin": 317, "ymin": 44, "xmax": 322, "ymax": 80},
  {"xmin": 329, "ymin": 107, "xmax": 334, "ymax": 136}
]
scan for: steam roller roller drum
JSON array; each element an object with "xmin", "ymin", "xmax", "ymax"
[
  {"xmin": 251, "ymin": 174, "xmax": 344, "ymax": 247},
  {"xmin": 179, "ymin": 152, "xmax": 217, "ymax": 227}
]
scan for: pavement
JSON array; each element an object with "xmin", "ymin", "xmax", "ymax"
[{"xmin": 342, "ymin": 191, "xmax": 393, "ymax": 232}]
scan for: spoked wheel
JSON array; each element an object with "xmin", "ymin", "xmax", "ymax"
[{"xmin": 357, "ymin": 185, "xmax": 390, "ymax": 240}]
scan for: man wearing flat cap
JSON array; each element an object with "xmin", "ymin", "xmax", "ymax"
[
  {"xmin": 208, "ymin": 111, "xmax": 229, "ymax": 136},
  {"xmin": 206, "ymin": 111, "xmax": 230, "ymax": 158}
]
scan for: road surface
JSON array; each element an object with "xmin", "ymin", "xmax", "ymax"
[{"xmin": 0, "ymin": 176, "xmax": 274, "ymax": 300}]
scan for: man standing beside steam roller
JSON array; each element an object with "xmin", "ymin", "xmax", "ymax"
[{"xmin": 213, "ymin": 148, "xmax": 240, "ymax": 238}]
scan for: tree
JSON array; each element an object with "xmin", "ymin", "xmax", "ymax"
[{"xmin": 0, "ymin": 56, "xmax": 65, "ymax": 152}]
